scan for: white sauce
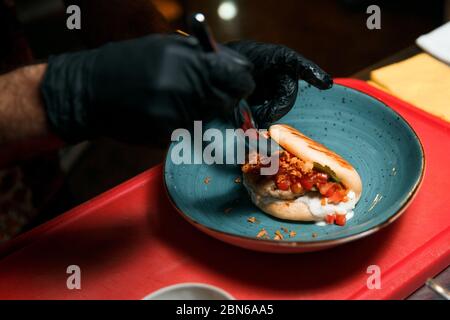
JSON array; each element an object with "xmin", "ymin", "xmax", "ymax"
[{"xmin": 294, "ymin": 191, "xmax": 357, "ymax": 225}]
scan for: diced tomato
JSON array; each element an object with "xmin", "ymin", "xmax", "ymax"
[
  {"xmin": 313, "ymin": 173, "xmax": 329, "ymax": 184},
  {"xmin": 328, "ymin": 193, "xmax": 342, "ymax": 203},
  {"xmin": 318, "ymin": 182, "xmax": 336, "ymax": 197},
  {"xmin": 291, "ymin": 182, "xmax": 303, "ymax": 194},
  {"xmin": 325, "ymin": 214, "xmax": 336, "ymax": 224},
  {"xmin": 335, "ymin": 214, "xmax": 346, "ymax": 226},
  {"xmin": 299, "ymin": 176, "xmax": 315, "ymax": 191},
  {"xmin": 299, "ymin": 172, "xmax": 329, "ymax": 191},
  {"xmin": 276, "ymin": 175, "xmax": 290, "ymax": 190},
  {"xmin": 273, "ymin": 166, "xmax": 348, "ymax": 205},
  {"xmin": 328, "ymin": 187, "xmax": 348, "ymax": 204}
]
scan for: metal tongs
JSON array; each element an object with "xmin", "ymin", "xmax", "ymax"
[{"xmin": 188, "ymin": 13, "xmax": 278, "ymax": 159}]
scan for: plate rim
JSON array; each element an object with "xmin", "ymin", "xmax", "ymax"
[{"xmin": 163, "ymin": 83, "xmax": 426, "ymax": 249}]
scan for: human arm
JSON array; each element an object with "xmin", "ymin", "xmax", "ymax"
[{"xmin": 0, "ymin": 64, "xmax": 63, "ymax": 167}]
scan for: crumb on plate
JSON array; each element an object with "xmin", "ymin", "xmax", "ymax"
[
  {"xmin": 274, "ymin": 230, "xmax": 284, "ymax": 241},
  {"xmin": 256, "ymin": 228, "xmax": 268, "ymax": 238},
  {"xmin": 247, "ymin": 216, "xmax": 257, "ymax": 223}
]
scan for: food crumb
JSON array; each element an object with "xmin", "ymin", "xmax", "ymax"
[
  {"xmin": 247, "ymin": 216, "xmax": 257, "ymax": 224},
  {"xmin": 256, "ymin": 228, "xmax": 268, "ymax": 238},
  {"xmin": 224, "ymin": 207, "xmax": 232, "ymax": 214},
  {"xmin": 312, "ymin": 232, "xmax": 318, "ymax": 238},
  {"xmin": 321, "ymin": 198, "xmax": 327, "ymax": 206},
  {"xmin": 274, "ymin": 230, "xmax": 284, "ymax": 240},
  {"xmin": 281, "ymin": 227, "xmax": 289, "ymax": 233},
  {"xmin": 204, "ymin": 177, "xmax": 211, "ymax": 184},
  {"xmin": 234, "ymin": 177, "xmax": 242, "ymax": 184},
  {"xmin": 289, "ymin": 230, "xmax": 297, "ymax": 238}
]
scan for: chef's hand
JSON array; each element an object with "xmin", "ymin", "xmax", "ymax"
[
  {"xmin": 226, "ymin": 41, "xmax": 333, "ymax": 128},
  {"xmin": 41, "ymin": 34, "xmax": 255, "ymax": 144}
]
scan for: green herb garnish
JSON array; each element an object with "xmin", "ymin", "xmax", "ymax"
[{"xmin": 313, "ymin": 162, "xmax": 341, "ymax": 183}]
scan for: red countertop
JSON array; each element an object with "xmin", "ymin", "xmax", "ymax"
[{"xmin": 0, "ymin": 79, "xmax": 448, "ymax": 300}]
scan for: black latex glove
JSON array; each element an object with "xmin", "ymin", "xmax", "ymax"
[
  {"xmin": 226, "ymin": 41, "xmax": 333, "ymax": 128},
  {"xmin": 41, "ymin": 34, "xmax": 255, "ymax": 144}
]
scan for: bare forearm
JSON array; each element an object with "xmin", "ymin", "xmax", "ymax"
[
  {"xmin": 0, "ymin": 64, "xmax": 63, "ymax": 166},
  {"xmin": 0, "ymin": 64, "xmax": 50, "ymax": 143}
]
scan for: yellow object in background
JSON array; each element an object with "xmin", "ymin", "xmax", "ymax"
[{"xmin": 370, "ymin": 53, "xmax": 450, "ymax": 122}]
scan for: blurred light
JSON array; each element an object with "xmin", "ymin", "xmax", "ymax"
[
  {"xmin": 218, "ymin": 1, "xmax": 238, "ymax": 21},
  {"xmin": 195, "ymin": 13, "xmax": 205, "ymax": 22}
]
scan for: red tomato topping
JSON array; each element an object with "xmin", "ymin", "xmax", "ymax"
[
  {"xmin": 318, "ymin": 182, "xmax": 335, "ymax": 197},
  {"xmin": 291, "ymin": 182, "xmax": 303, "ymax": 194},
  {"xmin": 299, "ymin": 176, "xmax": 315, "ymax": 191},
  {"xmin": 270, "ymin": 151, "xmax": 348, "ymax": 204},
  {"xmin": 328, "ymin": 187, "xmax": 348, "ymax": 204},
  {"xmin": 335, "ymin": 214, "xmax": 347, "ymax": 226},
  {"xmin": 276, "ymin": 175, "xmax": 290, "ymax": 190},
  {"xmin": 325, "ymin": 214, "xmax": 336, "ymax": 224},
  {"xmin": 314, "ymin": 173, "xmax": 329, "ymax": 184}
]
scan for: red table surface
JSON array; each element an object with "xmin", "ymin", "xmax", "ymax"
[{"xmin": 0, "ymin": 79, "xmax": 448, "ymax": 300}]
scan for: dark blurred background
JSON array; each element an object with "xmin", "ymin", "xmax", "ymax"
[
  {"xmin": 13, "ymin": 0, "xmax": 448, "ymax": 75},
  {"xmin": 0, "ymin": 0, "xmax": 448, "ymax": 225}
]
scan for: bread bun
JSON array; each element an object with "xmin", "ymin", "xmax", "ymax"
[{"xmin": 242, "ymin": 124, "xmax": 362, "ymax": 221}]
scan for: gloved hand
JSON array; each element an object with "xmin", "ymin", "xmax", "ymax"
[
  {"xmin": 226, "ymin": 41, "xmax": 333, "ymax": 128},
  {"xmin": 41, "ymin": 34, "xmax": 255, "ymax": 144}
]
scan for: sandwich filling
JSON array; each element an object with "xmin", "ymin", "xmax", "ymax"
[{"xmin": 242, "ymin": 150, "xmax": 355, "ymax": 225}]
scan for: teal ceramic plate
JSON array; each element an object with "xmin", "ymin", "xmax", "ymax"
[{"xmin": 164, "ymin": 82, "xmax": 424, "ymax": 253}]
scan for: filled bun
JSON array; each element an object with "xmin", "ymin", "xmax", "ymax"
[{"xmin": 242, "ymin": 124, "xmax": 362, "ymax": 221}]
